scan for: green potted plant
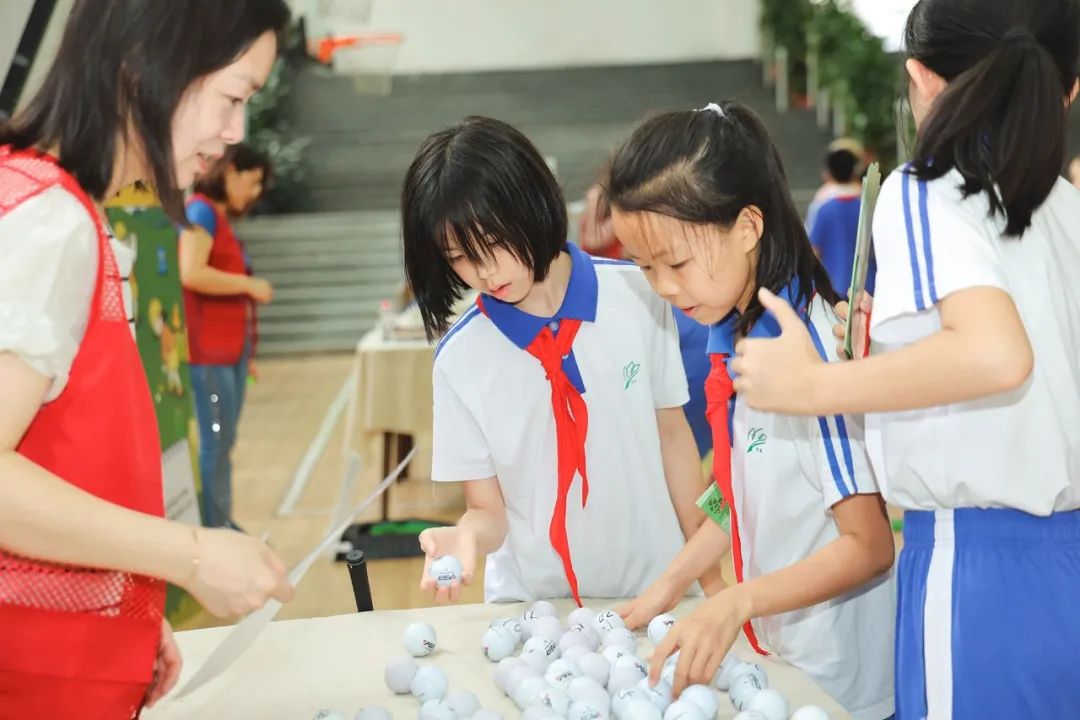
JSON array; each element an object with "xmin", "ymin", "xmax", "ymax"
[
  {"xmin": 763, "ymin": 0, "xmax": 904, "ymax": 169},
  {"xmin": 245, "ymin": 23, "xmax": 312, "ymax": 214}
]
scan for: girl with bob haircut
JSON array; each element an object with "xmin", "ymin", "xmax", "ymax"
[{"xmin": 403, "ymin": 116, "xmax": 723, "ymax": 608}]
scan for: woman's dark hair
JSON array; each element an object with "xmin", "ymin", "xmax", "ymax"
[
  {"xmin": 402, "ymin": 116, "xmax": 568, "ymax": 340},
  {"xmin": 0, "ymin": 0, "xmax": 290, "ymax": 223},
  {"xmin": 193, "ymin": 143, "xmax": 273, "ymax": 212},
  {"xmin": 605, "ymin": 102, "xmax": 838, "ymax": 338},
  {"xmin": 905, "ymin": 0, "xmax": 1080, "ymax": 236}
]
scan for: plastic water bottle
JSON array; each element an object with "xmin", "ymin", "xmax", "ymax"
[{"xmin": 379, "ymin": 299, "xmax": 396, "ymax": 339}]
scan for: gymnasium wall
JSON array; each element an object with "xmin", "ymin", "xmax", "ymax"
[
  {"xmin": 356, "ymin": 0, "xmax": 762, "ymax": 74},
  {"xmin": 0, "ymin": 0, "xmax": 36, "ymax": 98},
  {"xmin": 11, "ymin": 0, "xmax": 73, "ymax": 114}
]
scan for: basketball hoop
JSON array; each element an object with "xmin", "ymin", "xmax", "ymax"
[{"xmin": 310, "ymin": 32, "xmax": 405, "ymax": 96}]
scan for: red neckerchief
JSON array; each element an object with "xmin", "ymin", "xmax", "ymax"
[
  {"xmin": 704, "ymin": 353, "xmax": 769, "ymax": 655},
  {"xmin": 476, "ymin": 295, "xmax": 589, "ymax": 606}
]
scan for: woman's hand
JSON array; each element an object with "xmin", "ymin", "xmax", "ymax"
[
  {"xmin": 180, "ymin": 527, "xmax": 294, "ymax": 617},
  {"xmin": 144, "ymin": 619, "xmax": 183, "ymax": 707}
]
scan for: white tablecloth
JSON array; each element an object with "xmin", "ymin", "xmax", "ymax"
[
  {"xmin": 346, "ymin": 327, "xmax": 435, "ymax": 442},
  {"xmin": 145, "ymin": 599, "xmax": 850, "ymax": 719}
]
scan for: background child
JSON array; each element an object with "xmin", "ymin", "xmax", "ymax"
[
  {"xmin": 731, "ymin": 1, "xmax": 1080, "ymax": 716},
  {"xmin": 804, "ymin": 137, "xmax": 866, "ymax": 231},
  {"xmin": 807, "ymin": 144, "xmax": 877, "ymax": 299},
  {"xmin": 401, "ymin": 116, "xmax": 722, "ymax": 605},
  {"xmin": 608, "ymin": 102, "xmax": 895, "ymax": 720}
]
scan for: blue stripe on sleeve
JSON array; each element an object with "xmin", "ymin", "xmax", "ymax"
[
  {"xmin": 434, "ymin": 306, "xmax": 480, "ymax": 360},
  {"xmin": 807, "ymin": 317, "xmax": 854, "ymax": 497},
  {"xmin": 902, "ymin": 173, "xmax": 927, "ymax": 311}
]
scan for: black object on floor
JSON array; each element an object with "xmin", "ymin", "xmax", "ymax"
[
  {"xmin": 335, "ymin": 519, "xmax": 447, "ymax": 561},
  {"xmin": 345, "ymin": 549, "xmax": 375, "ymax": 612}
]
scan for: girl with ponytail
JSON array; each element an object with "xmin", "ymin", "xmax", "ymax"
[
  {"xmin": 608, "ymin": 102, "xmax": 896, "ymax": 720},
  {"xmin": 732, "ymin": 1, "xmax": 1080, "ymax": 717}
]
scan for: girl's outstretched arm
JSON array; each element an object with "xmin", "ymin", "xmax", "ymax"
[{"xmin": 732, "ymin": 286, "xmax": 1032, "ymax": 416}]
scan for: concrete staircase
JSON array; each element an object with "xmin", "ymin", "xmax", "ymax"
[
  {"xmin": 288, "ymin": 59, "xmax": 829, "ymax": 212},
  {"xmin": 244, "ymin": 59, "xmax": 832, "ymax": 355},
  {"xmin": 239, "ymin": 210, "xmax": 402, "ymax": 355}
]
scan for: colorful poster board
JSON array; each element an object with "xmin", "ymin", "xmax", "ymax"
[{"xmin": 107, "ymin": 186, "xmax": 203, "ymax": 624}]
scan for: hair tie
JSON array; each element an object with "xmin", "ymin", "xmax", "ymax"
[
  {"xmin": 1001, "ymin": 28, "xmax": 1039, "ymax": 48},
  {"xmin": 698, "ymin": 102, "xmax": 726, "ymax": 118}
]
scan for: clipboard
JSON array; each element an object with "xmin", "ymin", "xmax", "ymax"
[{"xmin": 843, "ymin": 162, "xmax": 881, "ymax": 360}]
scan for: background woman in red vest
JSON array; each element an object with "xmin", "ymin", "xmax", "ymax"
[
  {"xmin": 0, "ymin": 1, "xmax": 295, "ymax": 716},
  {"xmin": 180, "ymin": 144, "xmax": 274, "ymax": 530}
]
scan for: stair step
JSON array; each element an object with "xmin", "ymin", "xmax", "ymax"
[
  {"xmin": 271, "ymin": 283, "xmax": 395, "ymax": 303},
  {"xmin": 258, "ymin": 299, "xmax": 384, "ymax": 321},
  {"xmin": 253, "ymin": 248, "xmax": 400, "ymax": 272},
  {"xmin": 261, "ymin": 266, "xmax": 404, "ymax": 287},
  {"xmin": 241, "ymin": 209, "xmax": 400, "ymax": 228},
  {"xmin": 242, "ymin": 223, "xmax": 402, "ymax": 243},
  {"xmin": 243, "ymin": 232, "xmax": 399, "ymax": 250},
  {"xmin": 257, "ymin": 315, "xmax": 375, "ymax": 338},
  {"xmin": 257, "ymin": 336, "xmax": 366, "ymax": 355}
]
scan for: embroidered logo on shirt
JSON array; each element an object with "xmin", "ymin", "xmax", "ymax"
[
  {"xmin": 622, "ymin": 361, "xmax": 641, "ymax": 389},
  {"xmin": 747, "ymin": 427, "xmax": 767, "ymax": 454}
]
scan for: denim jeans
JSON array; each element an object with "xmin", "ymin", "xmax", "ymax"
[{"xmin": 189, "ymin": 353, "xmax": 248, "ymax": 528}]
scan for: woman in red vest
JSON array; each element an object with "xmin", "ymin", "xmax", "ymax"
[
  {"xmin": 0, "ymin": 1, "xmax": 294, "ymax": 716},
  {"xmin": 180, "ymin": 145, "xmax": 274, "ymax": 530}
]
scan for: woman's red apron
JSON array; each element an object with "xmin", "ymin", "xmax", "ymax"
[{"xmin": 0, "ymin": 147, "xmax": 166, "ymax": 718}]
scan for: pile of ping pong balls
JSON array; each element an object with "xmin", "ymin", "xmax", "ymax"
[{"xmin": 315, "ymin": 557, "xmax": 837, "ymax": 719}]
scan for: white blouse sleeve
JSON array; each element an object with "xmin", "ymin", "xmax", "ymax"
[{"xmin": 0, "ymin": 187, "xmax": 98, "ymax": 402}]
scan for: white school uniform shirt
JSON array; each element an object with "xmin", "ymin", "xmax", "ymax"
[
  {"xmin": 710, "ymin": 284, "xmax": 895, "ymax": 720},
  {"xmin": 867, "ymin": 168, "xmax": 1080, "ymax": 514},
  {"xmin": 0, "ymin": 187, "xmax": 136, "ymax": 402},
  {"xmin": 432, "ymin": 243, "xmax": 693, "ymax": 603}
]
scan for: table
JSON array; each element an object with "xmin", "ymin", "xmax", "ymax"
[
  {"xmin": 344, "ymin": 325, "xmax": 436, "ymax": 521},
  {"xmin": 145, "ymin": 600, "xmax": 851, "ymax": 719}
]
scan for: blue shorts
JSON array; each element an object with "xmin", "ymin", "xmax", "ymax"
[{"xmin": 896, "ymin": 508, "xmax": 1080, "ymax": 719}]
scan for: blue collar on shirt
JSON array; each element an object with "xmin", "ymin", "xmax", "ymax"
[
  {"xmin": 706, "ymin": 280, "xmax": 809, "ymax": 355},
  {"xmin": 482, "ymin": 242, "xmax": 598, "ymax": 348}
]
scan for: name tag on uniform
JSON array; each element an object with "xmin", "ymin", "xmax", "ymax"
[{"xmin": 696, "ymin": 484, "xmax": 731, "ymax": 533}]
